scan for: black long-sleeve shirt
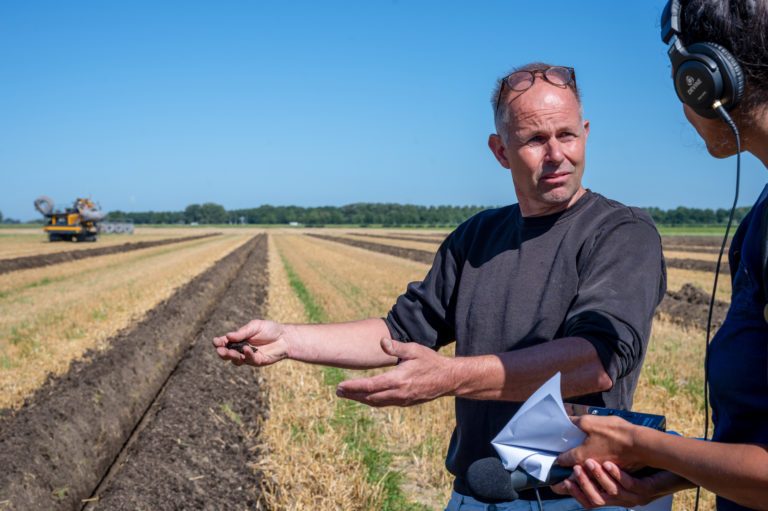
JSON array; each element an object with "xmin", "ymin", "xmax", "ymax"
[{"xmin": 384, "ymin": 190, "xmax": 666, "ymax": 499}]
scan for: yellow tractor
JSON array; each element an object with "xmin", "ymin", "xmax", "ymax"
[{"xmin": 34, "ymin": 196, "xmax": 105, "ymax": 242}]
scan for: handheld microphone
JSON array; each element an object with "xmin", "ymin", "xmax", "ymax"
[{"xmin": 466, "ymin": 457, "xmax": 573, "ymax": 502}]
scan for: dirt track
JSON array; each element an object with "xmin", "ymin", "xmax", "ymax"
[
  {"xmin": 307, "ymin": 233, "xmax": 436, "ymax": 264},
  {"xmin": 346, "ymin": 232, "xmax": 447, "ymax": 244},
  {"xmin": 0, "ymin": 235, "xmax": 267, "ymax": 510},
  {"xmin": 665, "ymin": 257, "xmax": 729, "ymax": 274},
  {"xmin": 0, "ymin": 233, "xmax": 221, "ymax": 275}
]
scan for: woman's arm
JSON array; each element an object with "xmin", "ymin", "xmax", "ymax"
[{"xmin": 557, "ymin": 415, "xmax": 768, "ymax": 510}]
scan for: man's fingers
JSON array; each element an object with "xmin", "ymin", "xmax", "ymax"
[
  {"xmin": 337, "ymin": 374, "xmax": 394, "ymax": 396},
  {"xmin": 225, "ymin": 320, "xmax": 262, "ymax": 342},
  {"xmin": 584, "ymin": 459, "xmax": 618, "ymax": 496},
  {"xmin": 337, "ymin": 389, "xmax": 414, "ymax": 407}
]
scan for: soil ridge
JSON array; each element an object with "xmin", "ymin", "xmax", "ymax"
[{"xmin": 0, "ymin": 233, "xmax": 221, "ymax": 275}]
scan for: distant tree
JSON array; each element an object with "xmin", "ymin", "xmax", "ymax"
[
  {"xmin": 199, "ymin": 203, "xmax": 227, "ymax": 224},
  {"xmin": 0, "ymin": 210, "xmax": 3, "ymax": 223},
  {"xmin": 184, "ymin": 204, "xmax": 202, "ymax": 224}
]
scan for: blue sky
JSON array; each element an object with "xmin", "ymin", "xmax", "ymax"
[{"xmin": 2, "ymin": 0, "xmax": 767, "ymax": 220}]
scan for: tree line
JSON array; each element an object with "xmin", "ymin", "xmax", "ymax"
[{"xmin": 103, "ymin": 202, "xmax": 754, "ymax": 227}]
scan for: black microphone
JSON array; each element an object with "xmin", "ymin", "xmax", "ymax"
[{"xmin": 466, "ymin": 457, "xmax": 573, "ymax": 502}]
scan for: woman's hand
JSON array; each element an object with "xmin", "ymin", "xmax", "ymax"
[
  {"xmin": 556, "ymin": 415, "xmax": 643, "ymax": 471},
  {"xmin": 552, "ymin": 459, "xmax": 686, "ymax": 509}
]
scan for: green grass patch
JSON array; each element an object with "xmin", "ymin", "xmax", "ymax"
[
  {"xmin": 280, "ymin": 255, "xmax": 327, "ymax": 323},
  {"xmin": 657, "ymin": 225, "xmax": 730, "ymax": 236},
  {"xmin": 280, "ymin": 253, "xmax": 425, "ymax": 510}
]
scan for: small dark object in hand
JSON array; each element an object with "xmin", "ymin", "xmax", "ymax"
[{"xmin": 226, "ymin": 340, "xmax": 254, "ymax": 354}]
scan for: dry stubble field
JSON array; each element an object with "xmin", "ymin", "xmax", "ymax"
[
  {"xmin": 264, "ymin": 228, "xmax": 724, "ymax": 510},
  {"xmin": 0, "ymin": 226, "xmax": 727, "ymax": 510}
]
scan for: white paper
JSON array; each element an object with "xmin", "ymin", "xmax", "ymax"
[{"xmin": 491, "ymin": 372, "xmax": 585, "ymax": 481}]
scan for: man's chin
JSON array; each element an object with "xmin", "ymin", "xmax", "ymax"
[{"xmin": 540, "ymin": 185, "xmax": 582, "ymax": 207}]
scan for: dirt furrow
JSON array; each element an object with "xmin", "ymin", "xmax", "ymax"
[
  {"xmin": 0, "ymin": 233, "xmax": 221, "ymax": 275},
  {"xmin": 346, "ymin": 232, "xmax": 447, "ymax": 244},
  {"xmin": 665, "ymin": 257, "xmax": 729, "ymax": 274},
  {"xmin": 85, "ymin": 234, "xmax": 268, "ymax": 510},
  {"xmin": 660, "ymin": 235, "xmax": 725, "ymax": 247},
  {"xmin": 0, "ymin": 235, "xmax": 256, "ymax": 510},
  {"xmin": 306, "ymin": 233, "xmax": 436, "ymax": 264}
]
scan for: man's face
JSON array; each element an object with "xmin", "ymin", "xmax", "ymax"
[{"xmin": 488, "ymin": 81, "xmax": 589, "ymax": 217}]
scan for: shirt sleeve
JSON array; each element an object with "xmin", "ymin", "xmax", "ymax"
[
  {"xmin": 384, "ymin": 234, "xmax": 460, "ymax": 349},
  {"xmin": 563, "ymin": 215, "xmax": 667, "ymax": 383}
]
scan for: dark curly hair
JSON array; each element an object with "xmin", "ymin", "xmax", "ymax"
[{"xmin": 681, "ymin": 0, "xmax": 768, "ymax": 114}]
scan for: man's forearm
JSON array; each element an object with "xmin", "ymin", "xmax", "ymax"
[
  {"xmin": 448, "ymin": 337, "xmax": 613, "ymax": 401},
  {"xmin": 285, "ymin": 318, "xmax": 397, "ymax": 369}
]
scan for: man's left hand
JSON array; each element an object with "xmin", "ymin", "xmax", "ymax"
[{"xmin": 335, "ymin": 338, "xmax": 456, "ymax": 407}]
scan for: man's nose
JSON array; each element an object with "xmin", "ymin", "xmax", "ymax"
[{"xmin": 544, "ymin": 138, "xmax": 564, "ymax": 164}]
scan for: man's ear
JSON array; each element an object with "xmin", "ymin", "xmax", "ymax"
[
  {"xmin": 583, "ymin": 120, "xmax": 590, "ymax": 139},
  {"xmin": 488, "ymin": 134, "xmax": 511, "ymax": 169}
]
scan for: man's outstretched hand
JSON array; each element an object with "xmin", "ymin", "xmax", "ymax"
[
  {"xmin": 335, "ymin": 338, "xmax": 456, "ymax": 407},
  {"xmin": 212, "ymin": 319, "xmax": 290, "ymax": 367}
]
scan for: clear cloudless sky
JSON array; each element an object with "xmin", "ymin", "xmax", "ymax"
[{"xmin": 2, "ymin": 0, "xmax": 767, "ymax": 220}]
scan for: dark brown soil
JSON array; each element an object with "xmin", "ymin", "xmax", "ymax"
[
  {"xmin": 656, "ymin": 283, "xmax": 730, "ymax": 331},
  {"xmin": 0, "ymin": 233, "xmax": 221, "ymax": 275},
  {"xmin": 0, "ymin": 235, "xmax": 266, "ymax": 510},
  {"xmin": 346, "ymin": 232, "xmax": 447, "ymax": 244},
  {"xmin": 307, "ymin": 233, "xmax": 436, "ymax": 264},
  {"xmin": 665, "ymin": 257, "xmax": 729, "ymax": 274},
  {"xmin": 660, "ymin": 235, "xmax": 724, "ymax": 247},
  {"xmin": 85, "ymin": 234, "xmax": 268, "ymax": 510},
  {"xmin": 663, "ymin": 245, "xmax": 723, "ymax": 254}
]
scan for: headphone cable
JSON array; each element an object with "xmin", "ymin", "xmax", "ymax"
[{"xmin": 694, "ymin": 101, "xmax": 741, "ymax": 511}]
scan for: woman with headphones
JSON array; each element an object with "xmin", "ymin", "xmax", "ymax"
[{"xmin": 553, "ymin": 1, "xmax": 768, "ymax": 510}]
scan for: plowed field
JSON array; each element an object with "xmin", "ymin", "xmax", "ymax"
[{"xmin": 0, "ymin": 235, "xmax": 269, "ymax": 510}]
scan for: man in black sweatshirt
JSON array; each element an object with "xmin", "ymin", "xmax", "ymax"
[{"xmin": 214, "ymin": 62, "xmax": 666, "ymax": 510}]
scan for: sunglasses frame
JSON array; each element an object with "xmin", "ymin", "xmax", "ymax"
[{"xmin": 494, "ymin": 66, "xmax": 577, "ymax": 120}]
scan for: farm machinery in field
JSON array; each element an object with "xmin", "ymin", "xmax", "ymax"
[{"xmin": 33, "ymin": 196, "xmax": 134, "ymax": 242}]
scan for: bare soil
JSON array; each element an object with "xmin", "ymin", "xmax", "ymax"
[
  {"xmin": 307, "ymin": 233, "xmax": 436, "ymax": 264},
  {"xmin": 0, "ymin": 235, "xmax": 267, "ymax": 510},
  {"xmin": 85, "ymin": 234, "xmax": 268, "ymax": 510},
  {"xmin": 346, "ymin": 232, "xmax": 447, "ymax": 244},
  {"xmin": 666, "ymin": 257, "xmax": 729, "ymax": 274},
  {"xmin": 660, "ymin": 235, "xmax": 725, "ymax": 247},
  {"xmin": 657, "ymin": 283, "xmax": 730, "ymax": 331},
  {"xmin": 0, "ymin": 233, "xmax": 221, "ymax": 275}
]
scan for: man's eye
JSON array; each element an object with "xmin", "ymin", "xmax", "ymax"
[
  {"xmin": 558, "ymin": 132, "xmax": 576, "ymax": 141},
  {"xmin": 527, "ymin": 136, "xmax": 547, "ymax": 145}
]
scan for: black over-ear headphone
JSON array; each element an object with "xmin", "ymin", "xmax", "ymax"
[{"xmin": 661, "ymin": 0, "xmax": 746, "ymax": 118}]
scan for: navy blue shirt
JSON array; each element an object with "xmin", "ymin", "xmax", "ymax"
[{"xmin": 708, "ymin": 184, "xmax": 768, "ymax": 511}]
